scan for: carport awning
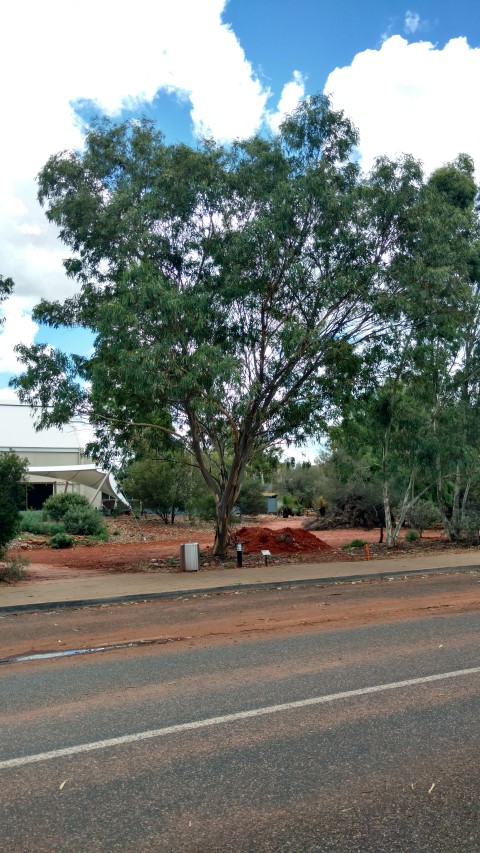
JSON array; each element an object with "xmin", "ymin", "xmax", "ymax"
[{"xmin": 27, "ymin": 464, "xmax": 123, "ymax": 501}]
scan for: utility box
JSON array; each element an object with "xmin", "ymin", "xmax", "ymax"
[{"xmin": 179, "ymin": 542, "xmax": 200, "ymax": 572}]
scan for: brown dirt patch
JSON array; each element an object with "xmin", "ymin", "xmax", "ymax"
[
  {"xmin": 7, "ymin": 514, "xmax": 478, "ymax": 580},
  {"xmin": 234, "ymin": 526, "xmax": 331, "ymax": 555},
  {"xmin": 3, "ymin": 573, "xmax": 480, "ymax": 661}
]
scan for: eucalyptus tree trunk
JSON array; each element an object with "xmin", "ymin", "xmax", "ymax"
[
  {"xmin": 437, "ymin": 472, "xmax": 455, "ymax": 541},
  {"xmin": 392, "ymin": 470, "xmax": 415, "ymax": 544},
  {"xmin": 460, "ymin": 479, "xmax": 471, "ymax": 532},
  {"xmin": 451, "ymin": 464, "xmax": 463, "ymax": 538},
  {"xmin": 212, "ymin": 483, "xmax": 240, "ymax": 557},
  {"xmin": 383, "ymin": 481, "xmax": 394, "ymax": 547}
]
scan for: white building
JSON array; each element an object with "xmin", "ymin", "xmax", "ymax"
[{"xmin": 0, "ymin": 400, "xmax": 121, "ymax": 510}]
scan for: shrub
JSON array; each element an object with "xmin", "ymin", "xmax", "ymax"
[
  {"xmin": 187, "ymin": 491, "xmax": 217, "ymax": 521},
  {"xmin": 0, "ymin": 450, "xmax": 28, "ymax": 552},
  {"xmin": 88, "ymin": 528, "xmax": 109, "ymax": 543},
  {"xmin": 236, "ymin": 478, "xmax": 265, "ymax": 515},
  {"xmin": 461, "ymin": 511, "xmax": 480, "ymax": 541},
  {"xmin": 343, "ymin": 538, "xmax": 368, "ymax": 549},
  {"xmin": 50, "ymin": 532, "xmax": 74, "ymax": 549},
  {"xmin": 0, "ymin": 554, "xmax": 28, "ymax": 583},
  {"xmin": 43, "ymin": 493, "xmax": 90, "ymax": 521},
  {"xmin": 20, "ymin": 510, "xmax": 66, "ymax": 536},
  {"xmin": 63, "ymin": 505, "xmax": 105, "ymax": 536},
  {"xmin": 406, "ymin": 500, "xmax": 441, "ymax": 537},
  {"xmin": 405, "ymin": 529, "xmax": 420, "ymax": 542}
]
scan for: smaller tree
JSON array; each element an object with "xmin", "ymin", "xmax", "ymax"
[
  {"xmin": 0, "ymin": 451, "xmax": 28, "ymax": 555},
  {"xmin": 282, "ymin": 464, "xmax": 325, "ymax": 510},
  {"xmin": 405, "ymin": 499, "xmax": 441, "ymax": 538},
  {"xmin": 120, "ymin": 456, "xmax": 190, "ymax": 524},
  {"xmin": 236, "ymin": 478, "xmax": 265, "ymax": 515}
]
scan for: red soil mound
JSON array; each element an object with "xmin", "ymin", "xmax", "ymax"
[{"xmin": 234, "ymin": 526, "xmax": 332, "ymax": 555}]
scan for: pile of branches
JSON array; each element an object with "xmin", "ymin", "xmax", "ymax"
[{"xmin": 304, "ymin": 498, "xmax": 386, "ymax": 531}]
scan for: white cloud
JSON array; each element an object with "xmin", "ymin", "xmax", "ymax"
[
  {"xmin": 325, "ymin": 35, "xmax": 480, "ymax": 178},
  {"xmin": 0, "ymin": 0, "xmax": 297, "ymax": 379},
  {"xmin": 267, "ymin": 71, "xmax": 305, "ymax": 132},
  {"xmin": 404, "ymin": 11, "xmax": 421, "ymax": 34},
  {"xmin": 0, "ymin": 296, "xmax": 38, "ymax": 374}
]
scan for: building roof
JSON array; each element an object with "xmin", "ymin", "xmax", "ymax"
[{"xmin": 0, "ymin": 401, "xmax": 88, "ymax": 451}]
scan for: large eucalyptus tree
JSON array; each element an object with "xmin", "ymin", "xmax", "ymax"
[{"xmin": 13, "ymin": 97, "xmax": 470, "ymax": 555}]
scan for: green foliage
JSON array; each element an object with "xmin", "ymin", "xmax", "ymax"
[
  {"xmin": 88, "ymin": 528, "xmax": 109, "ymax": 543},
  {"xmin": 62, "ymin": 505, "xmax": 104, "ymax": 536},
  {"xmin": 342, "ymin": 539, "xmax": 368, "ymax": 549},
  {"xmin": 20, "ymin": 511, "xmax": 66, "ymax": 536},
  {"xmin": 0, "ymin": 274, "xmax": 14, "ymax": 327},
  {"xmin": 43, "ymin": 492, "xmax": 90, "ymax": 520},
  {"xmin": 12, "ymin": 99, "xmax": 479, "ymax": 556},
  {"xmin": 236, "ymin": 478, "xmax": 265, "ymax": 515},
  {"xmin": 460, "ymin": 510, "xmax": 480, "ymax": 541},
  {"xmin": 187, "ymin": 490, "xmax": 217, "ymax": 522},
  {"xmin": 0, "ymin": 553, "xmax": 28, "ymax": 583},
  {"xmin": 0, "ymin": 451, "xmax": 28, "ymax": 553},
  {"xmin": 405, "ymin": 529, "xmax": 420, "ymax": 542},
  {"xmin": 120, "ymin": 454, "xmax": 190, "ymax": 524},
  {"xmin": 281, "ymin": 464, "xmax": 326, "ymax": 509},
  {"xmin": 406, "ymin": 500, "xmax": 441, "ymax": 536},
  {"xmin": 50, "ymin": 532, "xmax": 74, "ymax": 549}
]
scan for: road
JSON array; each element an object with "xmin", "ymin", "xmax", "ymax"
[{"xmin": 1, "ymin": 574, "xmax": 480, "ymax": 851}]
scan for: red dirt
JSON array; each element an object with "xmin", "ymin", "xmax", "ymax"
[
  {"xmin": 3, "ymin": 574, "xmax": 480, "ymax": 661},
  {"xmin": 234, "ymin": 526, "xmax": 332, "ymax": 555},
  {"xmin": 6, "ymin": 515, "xmax": 461, "ymax": 580}
]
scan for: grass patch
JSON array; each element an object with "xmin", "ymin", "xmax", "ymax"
[
  {"xmin": 20, "ymin": 510, "xmax": 66, "ymax": 537},
  {"xmin": 405, "ymin": 529, "xmax": 420, "ymax": 542},
  {"xmin": 342, "ymin": 538, "xmax": 368, "ymax": 549},
  {"xmin": 0, "ymin": 553, "xmax": 29, "ymax": 583}
]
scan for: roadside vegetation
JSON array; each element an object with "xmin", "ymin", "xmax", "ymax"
[
  {"xmin": 19, "ymin": 494, "xmax": 107, "ymax": 547},
  {"xmin": 4, "ymin": 95, "xmax": 479, "ymax": 555},
  {"xmin": 0, "ymin": 450, "xmax": 29, "ymax": 582}
]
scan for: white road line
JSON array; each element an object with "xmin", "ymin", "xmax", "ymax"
[{"xmin": 2, "ymin": 665, "xmax": 479, "ymax": 770}]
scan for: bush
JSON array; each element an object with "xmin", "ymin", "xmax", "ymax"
[
  {"xmin": 405, "ymin": 529, "xmax": 420, "ymax": 542},
  {"xmin": 0, "ymin": 450, "xmax": 28, "ymax": 552},
  {"xmin": 20, "ymin": 511, "xmax": 66, "ymax": 536},
  {"xmin": 406, "ymin": 500, "xmax": 441, "ymax": 537},
  {"xmin": 0, "ymin": 554, "xmax": 28, "ymax": 583},
  {"xmin": 236, "ymin": 478, "xmax": 265, "ymax": 515},
  {"xmin": 343, "ymin": 538, "xmax": 368, "ymax": 549},
  {"xmin": 88, "ymin": 528, "xmax": 109, "ymax": 543},
  {"xmin": 460, "ymin": 511, "xmax": 480, "ymax": 541},
  {"xmin": 187, "ymin": 491, "xmax": 217, "ymax": 522},
  {"xmin": 43, "ymin": 493, "xmax": 91, "ymax": 521},
  {"xmin": 50, "ymin": 532, "xmax": 74, "ymax": 549},
  {"xmin": 63, "ymin": 505, "xmax": 105, "ymax": 536}
]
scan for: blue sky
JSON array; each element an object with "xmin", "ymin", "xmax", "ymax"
[{"xmin": 1, "ymin": 0, "xmax": 480, "ymax": 407}]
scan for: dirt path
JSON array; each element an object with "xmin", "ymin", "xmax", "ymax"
[{"xmin": 1, "ymin": 572, "xmax": 480, "ymax": 660}]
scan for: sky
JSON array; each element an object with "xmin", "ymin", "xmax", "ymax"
[{"xmin": 1, "ymin": 0, "xmax": 479, "ymax": 458}]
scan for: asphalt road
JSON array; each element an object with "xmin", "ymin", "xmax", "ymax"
[{"xmin": 1, "ymin": 589, "xmax": 480, "ymax": 850}]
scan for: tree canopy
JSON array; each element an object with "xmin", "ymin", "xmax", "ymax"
[
  {"xmin": 12, "ymin": 96, "xmax": 476, "ymax": 555},
  {"xmin": 0, "ymin": 274, "xmax": 14, "ymax": 327},
  {"xmin": 0, "ymin": 451, "xmax": 28, "ymax": 554}
]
